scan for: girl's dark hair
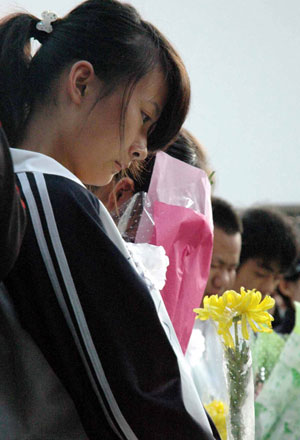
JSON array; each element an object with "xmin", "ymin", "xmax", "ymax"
[{"xmin": 0, "ymin": 0, "xmax": 190, "ymax": 147}]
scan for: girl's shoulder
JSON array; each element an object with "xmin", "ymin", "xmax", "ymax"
[
  {"xmin": 16, "ymin": 171, "xmax": 100, "ymax": 217},
  {"xmin": 10, "ymin": 148, "xmax": 97, "ymax": 209}
]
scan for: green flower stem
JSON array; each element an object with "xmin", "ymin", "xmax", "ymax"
[{"xmin": 225, "ymin": 317, "xmax": 250, "ymax": 440}]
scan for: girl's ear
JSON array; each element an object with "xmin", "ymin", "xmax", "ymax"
[
  {"xmin": 107, "ymin": 177, "xmax": 135, "ymax": 212},
  {"xmin": 67, "ymin": 60, "xmax": 95, "ymax": 105}
]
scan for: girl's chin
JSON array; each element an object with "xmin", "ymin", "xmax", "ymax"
[{"xmin": 97, "ymin": 174, "xmax": 115, "ymax": 187}]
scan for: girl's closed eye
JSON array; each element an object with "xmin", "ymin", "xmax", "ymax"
[
  {"xmin": 141, "ymin": 112, "xmax": 158, "ymax": 137},
  {"xmin": 141, "ymin": 111, "xmax": 152, "ymax": 124}
]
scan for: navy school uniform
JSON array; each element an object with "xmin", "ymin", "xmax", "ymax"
[
  {"xmin": 5, "ymin": 148, "xmax": 220, "ymax": 440},
  {"xmin": 0, "ymin": 130, "xmax": 86, "ymax": 439}
]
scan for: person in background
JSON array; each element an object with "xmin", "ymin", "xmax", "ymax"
[
  {"xmin": 272, "ymin": 256, "xmax": 300, "ymax": 334},
  {"xmin": 186, "ymin": 197, "xmax": 242, "ymax": 407},
  {"xmin": 252, "ymin": 255, "xmax": 300, "ymax": 394},
  {"xmin": 233, "ymin": 207, "xmax": 298, "ymax": 297},
  {"xmin": 0, "ymin": 0, "xmax": 219, "ymax": 438},
  {"xmin": 204, "ymin": 197, "xmax": 242, "ymax": 298},
  {"xmin": 254, "ymin": 258, "xmax": 300, "ymax": 440},
  {"xmin": 236, "ymin": 209, "xmax": 298, "ymax": 404}
]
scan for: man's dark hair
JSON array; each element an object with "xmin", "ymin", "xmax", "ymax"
[
  {"xmin": 212, "ymin": 197, "xmax": 242, "ymax": 235},
  {"xmin": 283, "ymin": 256, "xmax": 300, "ymax": 282},
  {"xmin": 239, "ymin": 208, "xmax": 298, "ymax": 273}
]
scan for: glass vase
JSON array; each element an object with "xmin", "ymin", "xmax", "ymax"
[{"xmin": 223, "ymin": 321, "xmax": 255, "ymax": 440}]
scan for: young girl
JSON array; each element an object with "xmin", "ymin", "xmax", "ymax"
[{"xmin": 1, "ymin": 1, "xmax": 218, "ymax": 438}]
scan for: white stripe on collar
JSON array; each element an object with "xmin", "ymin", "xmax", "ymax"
[{"xmin": 10, "ymin": 148, "xmax": 85, "ymax": 188}]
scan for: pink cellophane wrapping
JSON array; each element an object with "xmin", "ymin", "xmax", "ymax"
[{"xmin": 135, "ymin": 152, "xmax": 213, "ymax": 353}]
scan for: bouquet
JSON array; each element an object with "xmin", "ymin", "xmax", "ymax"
[
  {"xmin": 135, "ymin": 151, "xmax": 213, "ymax": 353},
  {"xmin": 194, "ymin": 288, "xmax": 275, "ymax": 440}
]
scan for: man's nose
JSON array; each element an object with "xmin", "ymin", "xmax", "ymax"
[
  {"xmin": 214, "ymin": 270, "xmax": 231, "ymax": 290},
  {"xmin": 259, "ymin": 276, "xmax": 280, "ymax": 296}
]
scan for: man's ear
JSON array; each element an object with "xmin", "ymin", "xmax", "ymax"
[
  {"xmin": 106, "ymin": 177, "xmax": 135, "ymax": 212},
  {"xmin": 66, "ymin": 60, "xmax": 95, "ymax": 104},
  {"xmin": 278, "ymin": 278, "xmax": 293, "ymax": 298}
]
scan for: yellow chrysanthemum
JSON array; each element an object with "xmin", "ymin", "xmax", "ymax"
[
  {"xmin": 204, "ymin": 400, "xmax": 228, "ymax": 440},
  {"xmin": 194, "ymin": 287, "xmax": 275, "ymax": 348}
]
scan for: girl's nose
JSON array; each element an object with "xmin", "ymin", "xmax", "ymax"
[{"xmin": 129, "ymin": 143, "xmax": 148, "ymax": 161}]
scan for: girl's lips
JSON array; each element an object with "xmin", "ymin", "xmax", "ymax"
[{"xmin": 115, "ymin": 161, "xmax": 130, "ymax": 172}]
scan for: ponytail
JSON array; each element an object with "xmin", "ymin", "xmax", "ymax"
[
  {"xmin": 0, "ymin": 0, "xmax": 190, "ymax": 152},
  {"xmin": 0, "ymin": 13, "xmax": 39, "ymax": 144}
]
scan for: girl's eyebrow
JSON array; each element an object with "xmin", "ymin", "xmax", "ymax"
[{"xmin": 149, "ymin": 101, "xmax": 161, "ymax": 118}]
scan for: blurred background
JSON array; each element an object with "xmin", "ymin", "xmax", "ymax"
[{"xmin": 1, "ymin": 0, "xmax": 299, "ymax": 222}]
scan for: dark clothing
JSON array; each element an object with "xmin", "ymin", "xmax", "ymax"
[
  {"xmin": 0, "ymin": 128, "xmax": 26, "ymax": 279},
  {"xmin": 0, "ymin": 129, "xmax": 86, "ymax": 439},
  {"xmin": 5, "ymin": 150, "xmax": 218, "ymax": 439},
  {"xmin": 273, "ymin": 306, "xmax": 295, "ymax": 335},
  {"xmin": 0, "ymin": 283, "xmax": 87, "ymax": 439}
]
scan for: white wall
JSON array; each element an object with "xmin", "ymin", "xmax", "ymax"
[{"xmin": 1, "ymin": 0, "xmax": 300, "ymax": 208}]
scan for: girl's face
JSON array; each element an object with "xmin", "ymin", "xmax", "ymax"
[{"xmin": 69, "ymin": 69, "xmax": 168, "ymax": 186}]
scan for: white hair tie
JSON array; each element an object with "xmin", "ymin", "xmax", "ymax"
[{"xmin": 36, "ymin": 11, "xmax": 58, "ymax": 34}]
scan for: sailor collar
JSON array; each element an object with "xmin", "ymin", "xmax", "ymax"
[
  {"xmin": 10, "ymin": 148, "xmax": 85, "ymax": 188},
  {"xmin": 10, "ymin": 147, "xmax": 134, "ymax": 262}
]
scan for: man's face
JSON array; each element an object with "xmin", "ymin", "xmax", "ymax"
[
  {"xmin": 234, "ymin": 258, "xmax": 282, "ymax": 296},
  {"xmin": 204, "ymin": 227, "xmax": 241, "ymax": 296}
]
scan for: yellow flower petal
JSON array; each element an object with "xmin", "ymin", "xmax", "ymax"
[
  {"xmin": 205, "ymin": 400, "xmax": 228, "ymax": 440},
  {"xmin": 194, "ymin": 288, "xmax": 275, "ymax": 347},
  {"xmin": 241, "ymin": 314, "xmax": 249, "ymax": 340}
]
